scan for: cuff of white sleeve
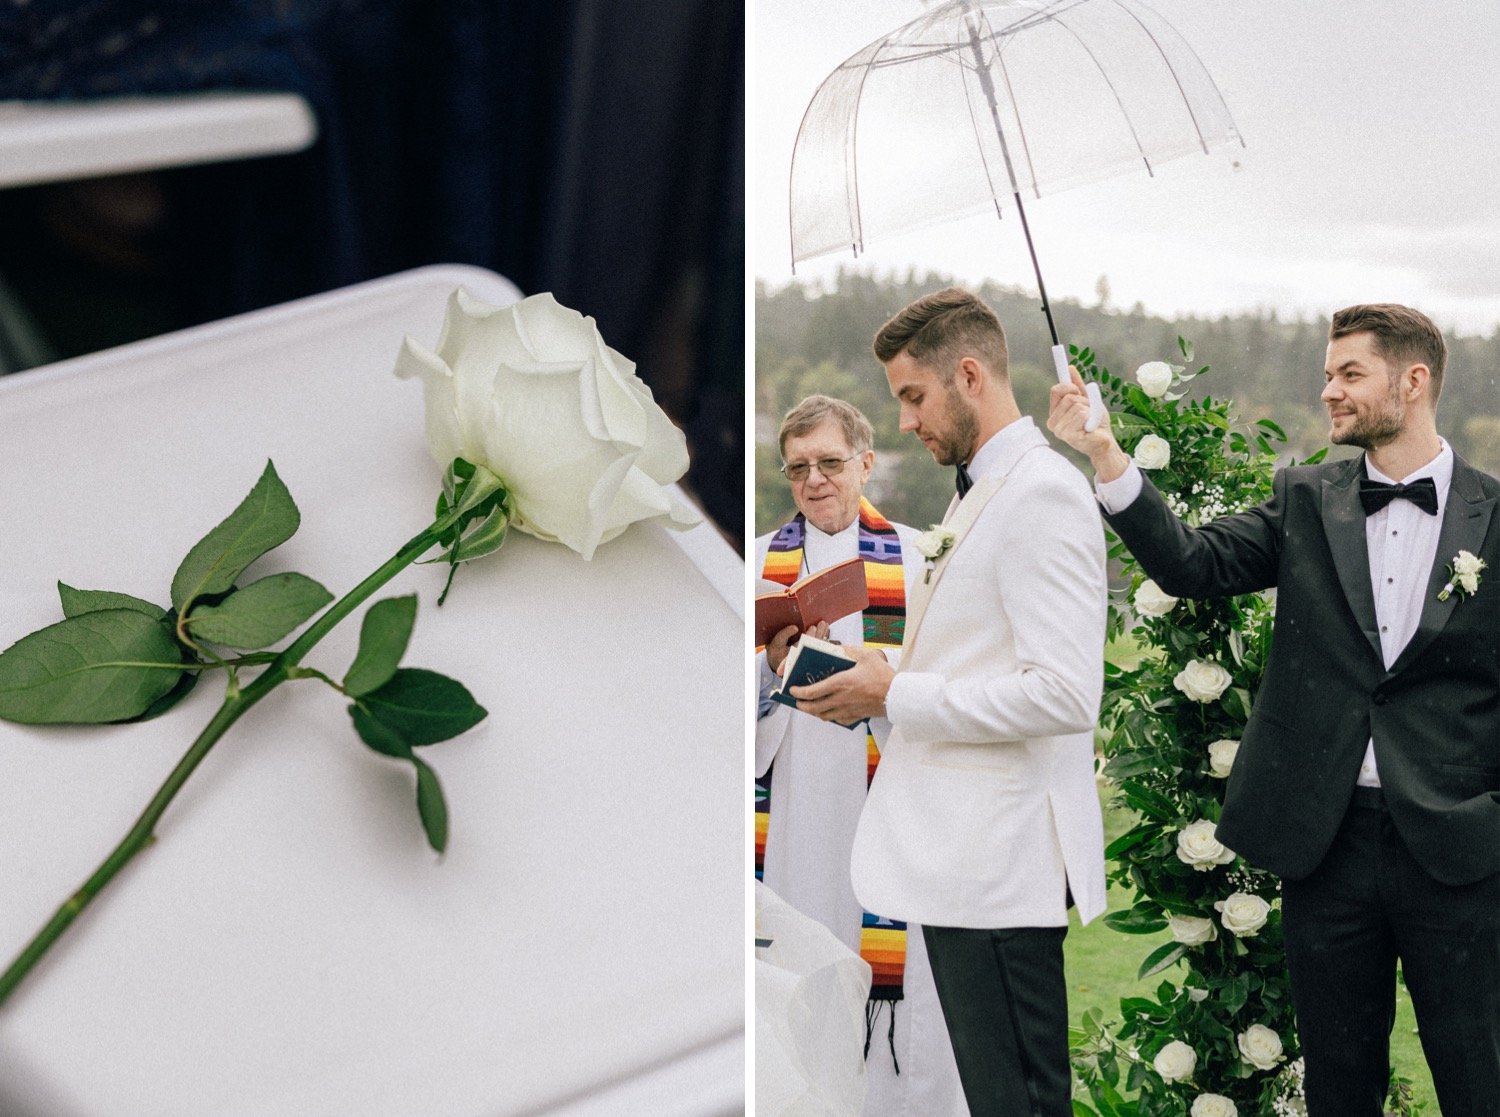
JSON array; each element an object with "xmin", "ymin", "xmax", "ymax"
[
  {"xmin": 1095, "ymin": 461, "xmax": 1144, "ymax": 514},
  {"xmin": 885, "ymin": 670, "xmax": 942, "ymax": 731}
]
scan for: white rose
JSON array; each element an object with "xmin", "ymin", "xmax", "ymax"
[
  {"xmin": 914, "ymin": 527, "xmax": 955, "ymax": 560},
  {"xmin": 1134, "ymin": 578, "xmax": 1179, "ymax": 617},
  {"xmin": 1153, "ymin": 1039, "xmax": 1197, "ymax": 1082},
  {"xmin": 1133, "ymin": 434, "xmax": 1172, "ymax": 470},
  {"xmin": 1136, "ymin": 360, "xmax": 1175, "ymax": 398},
  {"xmin": 1174, "ymin": 659, "xmax": 1232, "ymax": 703},
  {"xmin": 1454, "ymin": 550, "xmax": 1486, "ymax": 577},
  {"xmin": 1207, "ymin": 738, "xmax": 1240, "ymax": 778},
  {"xmin": 1216, "ymin": 891, "xmax": 1271, "ymax": 936},
  {"xmin": 396, "ymin": 289, "xmax": 698, "ymax": 560},
  {"xmin": 1459, "ymin": 570, "xmax": 1481, "ymax": 594},
  {"xmin": 1191, "ymin": 1094, "xmax": 1238, "ymax": 1117},
  {"xmin": 1177, "ymin": 819, "xmax": 1236, "ymax": 870},
  {"xmin": 1237, "ymin": 1023, "xmax": 1286, "ymax": 1071},
  {"xmin": 1168, "ymin": 914, "xmax": 1219, "ymax": 945}
]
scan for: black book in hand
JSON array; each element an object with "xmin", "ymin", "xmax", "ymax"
[{"xmin": 770, "ymin": 634, "xmax": 867, "ymax": 731}]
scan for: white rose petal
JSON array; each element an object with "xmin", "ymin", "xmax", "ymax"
[
  {"xmin": 1237, "ymin": 1023, "xmax": 1286, "ymax": 1071},
  {"xmin": 396, "ymin": 290, "xmax": 698, "ymax": 560},
  {"xmin": 1187, "ymin": 986, "xmax": 1209, "ymax": 1002},
  {"xmin": 1208, "ymin": 738, "xmax": 1240, "ymax": 779},
  {"xmin": 1177, "ymin": 819, "xmax": 1236, "ymax": 870},
  {"xmin": 1174, "ymin": 660, "xmax": 1233, "ymax": 703},
  {"xmin": 1136, "ymin": 360, "xmax": 1175, "ymax": 398},
  {"xmin": 1216, "ymin": 891, "xmax": 1271, "ymax": 936},
  {"xmin": 1153, "ymin": 1039, "xmax": 1197, "ymax": 1083},
  {"xmin": 1134, "ymin": 578, "xmax": 1179, "ymax": 618},
  {"xmin": 1191, "ymin": 1094, "xmax": 1238, "ymax": 1117},
  {"xmin": 1168, "ymin": 914, "xmax": 1219, "ymax": 946},
  {"xmin": 1133, "ymin": 433, "xmax": 1172, "ymax": 470},
  {"xmin": 1459, "ymin": 571, "xmax": 1480, "ymax": 594},
  {"xmin": 1454, "ymin": 550, "xmax": 1485, "ymax": 577}
]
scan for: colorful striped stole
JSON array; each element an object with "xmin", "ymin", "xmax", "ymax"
[{"xmin": 756, "ymin": 499, "xmax": 909, "ymax": 1019}]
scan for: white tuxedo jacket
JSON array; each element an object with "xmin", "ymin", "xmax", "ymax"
[{"xmin": 851, "ymin": 420, "xmax": 1109, "ymax": 929}]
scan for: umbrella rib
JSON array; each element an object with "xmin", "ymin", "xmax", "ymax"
[
  {"xmin": 1130, "ymin": 0, "xmax": 1247, "ymax": 149},
  {"xmin": 1106, "ymin": 0, "xmax": 1209, "ymax": 153},
  {"xmin": 1045, "ymin": 5, "xmax": 1156, "ymax": 175},
  {"xmin": 978, "ymin": 11, "xmax": 1042, "ymax": 199}
]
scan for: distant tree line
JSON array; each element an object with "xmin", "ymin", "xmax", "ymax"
[{"xmin": 756, "ymin": 270, "xmax": 1500, "ymax": 536}]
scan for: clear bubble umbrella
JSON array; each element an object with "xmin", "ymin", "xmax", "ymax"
[{"xmin": 790, "ymin": 0, "xmax": 1244, "ymax": 424}]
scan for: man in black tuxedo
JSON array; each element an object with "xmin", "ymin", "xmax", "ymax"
[{"xmin": 1048, "ymin": 304, "xmax": 1499, "ymax": 1117}]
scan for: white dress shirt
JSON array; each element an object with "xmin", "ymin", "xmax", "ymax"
[{"xmin": 1096, "ymin": 442, "xmax": 1454, "ymax": 788}]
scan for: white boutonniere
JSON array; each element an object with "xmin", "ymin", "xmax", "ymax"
[
  {"xmin": 914, "ymin": 525, "xmax": 957, "ymax": 584},
  {"xmin": 1437, "ymin": 549, "xmax": 1486, "ymax": 602}
]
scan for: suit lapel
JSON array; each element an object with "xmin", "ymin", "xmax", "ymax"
[
  {"xmin": 897, "ymin": 476, "xmax": 1003, "ymax": 670},
  {"xmin": 1390, "ymin": 456, "xmax": 1496, "ymax": 673},
  {"xmin": 1321, "ymin": 462, "xmax": 1382, "ymax": 663}
]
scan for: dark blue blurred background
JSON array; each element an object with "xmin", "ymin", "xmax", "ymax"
[{"xmin": 0, "ymin": 0, "xmax": 744, "ymax": 539}]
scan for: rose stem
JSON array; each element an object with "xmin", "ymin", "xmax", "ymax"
[{"xmin": 0, "ymin": 522, "xmax": 447, "ymax": 1008}]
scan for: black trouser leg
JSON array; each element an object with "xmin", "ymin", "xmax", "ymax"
[{"xmin": 921, "ymin": 923, "xmax": 1070, "ymax": 1117}]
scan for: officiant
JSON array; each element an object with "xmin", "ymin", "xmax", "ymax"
[{"xmin": 755, "ymin": 394, "xmax": 964, "ymax": 1116}]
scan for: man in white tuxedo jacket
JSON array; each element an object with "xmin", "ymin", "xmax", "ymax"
[{"xmin": 793, "ymin": 287, "xmax": 1108, "ymax": 1117}]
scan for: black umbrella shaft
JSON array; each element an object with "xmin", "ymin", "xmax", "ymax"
[{"xmin": 1011, "ymin": 190, "xmax": 1060, "ymax": 347}]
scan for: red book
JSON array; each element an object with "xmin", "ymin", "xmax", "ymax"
[{"xmin": 754, "ymin": 556, "xmax": 869, "ymax": 648}]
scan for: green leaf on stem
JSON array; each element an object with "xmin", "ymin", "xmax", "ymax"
[
  {"xmin": 58, "ymin": 583, "xmax": 166, "ymax": 619},
  {"xmin": 349, "ymin": 668, "xmax": 487, "ymax": 747},
  {"xmin": 1137, "ymin": 941, "xmax": 1189, "ymax": 980},
  {"xmin": 182, "ymin": 572, "xmax": 333, "ymax": 650},
  {"xmin": 0, "ymin": 609, "xmax": 185, "ymax": 724},
  {"xmin": 343, "ymin": 595, "xmax": 418, "ymax": 698},
  {"xmin": 170, "ymin": 461, "xmax": 299, "ymax": 612},
  {"xmin": 413, "ymin": 755, "xmax": 449, "ymax": 852},
  {"xmin": 1103, "ymin": 905, "xmax": 1169, "ymax": 935}
]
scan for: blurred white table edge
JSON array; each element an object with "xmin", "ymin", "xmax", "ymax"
[{"xmin": 0, "ymin": 92, "xmax": 316, "ymax": 189}]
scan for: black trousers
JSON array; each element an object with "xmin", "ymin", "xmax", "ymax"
[
  {"xmin": 922, "ymin": 923, "xmax": 1071, "ymax": 1117},
  {"xmin": 1282, "ymin": 789, "xmax": 1500, "ymax": 1117}
]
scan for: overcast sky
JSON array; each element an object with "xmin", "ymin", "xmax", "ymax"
[{"xmin": 753, "ymin": 0, "xmax": 1500, "ymax": 336}]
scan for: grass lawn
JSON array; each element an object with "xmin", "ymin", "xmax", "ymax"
[{"xmin": 1064, "ymin": 790, "xmax": 1439, "ymax": 1113}]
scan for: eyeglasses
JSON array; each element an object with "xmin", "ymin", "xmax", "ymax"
[{"xmin": 780, "ymin": 454, "xmax": 859, "ymax": 483}]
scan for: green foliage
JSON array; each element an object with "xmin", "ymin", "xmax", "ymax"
[
  {"xmin": 57, "ymin": 584, "xmax": 166, "ymax": 620},
  {"xmin": 182, "ymin": 572, "xmax": 333, "ymax": 650},
  {"xmin": 1065, "ymin": 344, "xmax": 1420, "ymax": 1117},
  {"xmin": 0, "ymin": 609, "xmax": 186, "ymax": 724},
  {"xmin": 170, "ymin": 461, "xmax": 300, "ymax": 612},
  {"xmin": 344, "ymin": 596, "xmax": 418, "ymax": 698}
]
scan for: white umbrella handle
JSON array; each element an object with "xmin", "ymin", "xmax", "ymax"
[{"xmin": 1051, "ymin": 345, "xmax": 1104, "ymax": 432}]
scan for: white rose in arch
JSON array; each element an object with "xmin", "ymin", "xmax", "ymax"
[
  {"xmin": 1153, "ymin": 1039, "xmax": 1197, "ymax": 1083},
  {"xmin": 1177, "ymin": 819, "xmax": 1236, "ymax": 870},
  {"xmin": 1174, "ymin": 659, "xmax": 1232, "ymax": 703},
  {"xmin": 1191, "ymin": 1094, "xmax": 1238, "ymax": 1117},
  {"xmin": 1207, "ymin": 738, "xmax": 1240, "ymax": 778},
  {"xmin": 1168, "ymin": 914, "xmax": 1219, "ymax": 945},
  {"xmin": 1134, "ymin": 578, "xmax": 1179, "ymax": 617},
  {"xmin": 1133, "ymin": 434, "xmax": 1172, "ymax": 470},
  {"xmin": 1237, "ymin": 1023, "xmax": 1286, "ymax": 1071},
  {"xmin": 1136, "ymin": 360, "xmax": 1175, "ymax": 398},
  {"xmin": 1216, "ymin": 891, "xmax": 1272, "ymax": 936},
  {"xmin": 396, "ymin": 289, "xmax": 699, "ymax": 560}
]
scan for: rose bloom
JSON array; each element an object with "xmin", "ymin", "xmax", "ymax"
[
  {"xmin": 1454, "ymin": 550, "xmax": 1486, "ymax": 577},
  {"xmin": 1207, "ymin": 738, "xmax": 1240, "ymax": 778},
  {"xmin": 1153, "ymin": 1039, "xmax": 1197, "ymax": 1083},
  {"xmin": 1216, "ymin": 891, "xmax": 1272, "ymax": 936},
  {"xmin": 1238, "ymin": 1023, "xmax": 1286, "ymax": 1071},
  {"xmin": 1132, "ymin": 433, "xmax": 1172, "ymax": 470},
  {"xmin": 1177, "ymin": 819, "xmax": 1236, "ymax": 870},
  {"xmin": 914, "ymin": 527, "xmax": 955, "ymax": 560},
  {"xmin": 1134, "ymin": 578, "xmax": 1179, "ymax": 618},
  {"xmin": 1174, "ymin": 660, "xmax": 1232, "ymax": 703},
  {"xmin": 1136, "ymin": 360, "xmax": 1174, "ymax": 398},
  {"xmin": 1191, "ymin": 1094, "xmax": 1238, "ymax": 1117},
  {"xmin": 396, "ymin": 289, "xmax": 698, "ymax": 560},
  {"xmin": 1168, "ymin": 914, "xmax": 1218, "ymax": 945}
]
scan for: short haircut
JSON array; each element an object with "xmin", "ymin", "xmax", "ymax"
[
  {"xmin": 777, "ymin": 394, "xmax": 875, "ymax": 458},
  {"xmin": 1330, "ymin": 303, "xmax": 1447, "ymax": 402},
  {"xmin": 872, "ymin": 286, "xmax": 1008, "ymax": 383}
]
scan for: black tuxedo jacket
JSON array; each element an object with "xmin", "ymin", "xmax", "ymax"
[{"xmin": 1106, "ymin": 453, "xmax": 1499, "ymax": 886}]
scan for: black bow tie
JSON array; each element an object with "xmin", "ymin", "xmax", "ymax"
[
  {"xmin": 1359, "ymin": 476, "xmax": 1439, "ymax": 516},
  {"xmin": 955, "ymin": 462, "xmax": 974, "ymax": 499}
]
